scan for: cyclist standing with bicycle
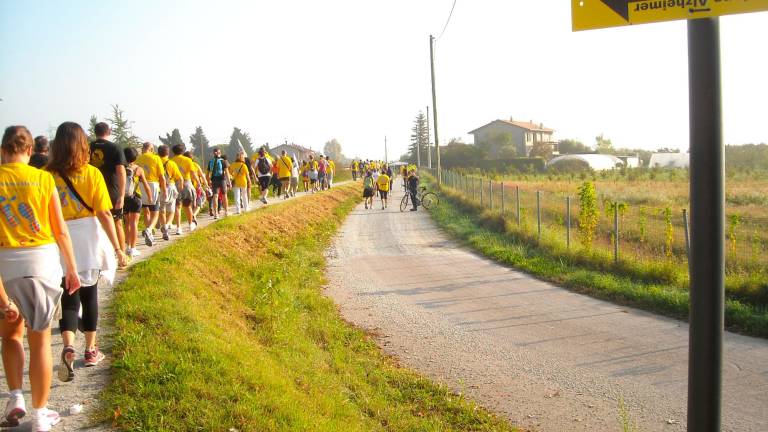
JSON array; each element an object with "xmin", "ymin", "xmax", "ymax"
[{"xmin": 407, "ymin": 169, "xmax": 420, "ymax": 211}]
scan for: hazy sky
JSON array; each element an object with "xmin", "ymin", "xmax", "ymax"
[{"xmin": 1, "ymin": 1, "xmax": 766, "ymax": 160}]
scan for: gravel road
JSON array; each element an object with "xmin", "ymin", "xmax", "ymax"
[
  {"xmin": 0, "ymin": 186, "xmax": 333, "ymax": 431},
  {"xmin": 325, "ymin": 187, "xmax": 768, "ymax": 432}
]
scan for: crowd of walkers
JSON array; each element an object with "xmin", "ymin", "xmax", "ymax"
[
  {"xmin": 0, "ymin": 120, "xmax": 351, "ymax": 431},
  {"xmin": 349, "ymin": 160, "xmax": 421, "ymax": 211}
]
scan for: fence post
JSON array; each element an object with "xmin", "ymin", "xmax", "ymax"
[
  {"xmin": 566, "ymin": 196, "xmax": 571, "ymax": 249},
  {"xmin": 472, "ymin": 177, "xmax": 475, "ymax": 201},
  {"xmin": 480, "ymin": 178, "xmax": 484, "ymax": 207},
  {"xmin": 536, "ymin": 191, "xmax": 542, "ymax": 242},
  {"xmin": 614, "ymin": 202, "xmax": 620, "ymax": 263},
  {"xmin": 489, "ymin": 180, "xmax": 493, "ymax": 211},
  {"xmin": 501, "ymin": 183, "xmax": 505, "ymax": 215},
  {"xmin": 516, "ymin": 185, "xmax": 521, "ymax": 227},
  {"xmin": 683, "ymin": 209, "xmax": 691, "ymax": 264}
]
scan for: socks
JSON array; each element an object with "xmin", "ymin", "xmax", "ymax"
[{"xmin": 9, "ymin": 389, "xmax": 22, "ymax": 398}]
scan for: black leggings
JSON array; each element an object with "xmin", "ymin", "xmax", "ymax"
[{"xmin": 59, "ymin": 281, "xmax": 98, "ymax": 333}]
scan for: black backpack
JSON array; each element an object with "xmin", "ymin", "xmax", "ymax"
[{"xmin": 257, "ymin": 157, "xmax": 271, "ymax": 175}]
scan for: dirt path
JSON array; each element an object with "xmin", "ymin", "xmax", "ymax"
[
  {"xmin": 0, "ymin": 185, "xmax": 340, "ymax": 431},
  {"xmin": 325, "ymin": 187, "xmax": 768, "ymax": 432}
]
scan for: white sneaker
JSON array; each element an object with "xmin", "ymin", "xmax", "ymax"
[
  {"xmin": 3, "ymin": 394, "xmax": 25, "ymax": 427},
  {"xmin": 175, "ymin": 227, "xmax": 182, "ymax": 236},
  {"xmin": 189, "ymin": 223, "xmax": 196, "ymax": 233},
  {"xmin": 33, "ymin": 408, "xmax": 60, "ymax": 432},
  {"xmin": 127, "ymin": 248, "xmax": 141, "ymax": 258}
]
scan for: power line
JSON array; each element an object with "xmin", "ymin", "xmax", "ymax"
[{"xmin": 436, "ymin": 0, "xmax": 458, "ymax": 40}]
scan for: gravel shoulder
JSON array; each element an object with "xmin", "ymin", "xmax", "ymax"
[
  {"xmin": 325, "ymin": 187, "xmax": 768, "ymax": 432},
  {"xmin": 0, "ymin": 187, "xmax": 333, "ymax": 431}
]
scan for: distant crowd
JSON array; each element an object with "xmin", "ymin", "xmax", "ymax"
[
  {"xmin": 349, "ymin": 159, "xmax": 420, "ymax": 211},
  {"xmin": 0, "ymin": 121, "xmax": 352, "ymax": 431}
]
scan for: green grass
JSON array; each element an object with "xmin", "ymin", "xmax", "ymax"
[
  {"xmin": 425, "ymin": 180, "xmax": 768, "ymax": 338},
  {"xmin": 103, "ymin": 183, "xmax": 516, "ymax": 431}
]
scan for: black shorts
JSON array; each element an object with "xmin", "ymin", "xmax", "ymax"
[
  {"xmin": 363, "ymin": 187, "xmax": 374, "ymax": 198},
  {"xmin": 379, "ymin": 190, "xmax": 388, "ymax": 200},
  {"xmin": 142, "ymin": 203, "xmax": 159, "ymax": 212},
  {"xmin": 124, "ymin": 195, "xmax": 142, "ymax": 214},
  {"xmin": 211, "ymin": 178, "xmax": 228, "ymax": 195},
  {"xmin": 258, "ymin": 176, "xmax": 271, "ymax": 190}
]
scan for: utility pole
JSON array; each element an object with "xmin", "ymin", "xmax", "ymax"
[
  {"xmin": 384, "ymin": 136, "xmax": 388, "ymax": 163},
  {"xmin": 426, "ymin": 106, "xmax": 432, "ymax": 169},
  {"xmin": 429, "ymin": 34, "xmax": 441, "ymax": 185}
]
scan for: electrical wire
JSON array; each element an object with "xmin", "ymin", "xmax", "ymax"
[{"xmin": 436, "ymin": 0, "xmax": 458, "ymax": 40}]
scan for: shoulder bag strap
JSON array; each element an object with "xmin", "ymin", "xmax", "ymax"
[{"xmin": 60, "ymin": 173, "xmax": 94, "ymax": 213}]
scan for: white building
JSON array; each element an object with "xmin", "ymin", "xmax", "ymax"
[
  {"xmin": 546, "ymin": 154, "xmax": 625, "ymax": 171},
  {"xmin": 468, "ymin": 118, "xmax": 556, "ymax": 157},
  {"xmin": 649, "ymin": 153, "xmax": 689, "ymax": 169}
]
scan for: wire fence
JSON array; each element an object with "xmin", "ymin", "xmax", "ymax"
[{"xmin": 434, "ymin": 168, "xmax": 767, "ymax": 275}]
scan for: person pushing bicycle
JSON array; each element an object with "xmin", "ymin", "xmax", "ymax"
[{"xmin": 406, "ymin": 169, "xmax": 420, "ymax": 211}]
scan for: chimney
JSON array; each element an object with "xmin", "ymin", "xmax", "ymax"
[
  {"xmin": 530, "ymin": 119, "xmax": 533, "ymax": 124},
  {"xmin": 509, "ymin": 116, "xmax": 514, "ymax": 122},
  {"xmin": 540, "ymin": 123, "xmax": 544, "ymax": 129}
]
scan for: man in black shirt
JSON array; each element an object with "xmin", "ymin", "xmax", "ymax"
[
  {"xmin": 29, "ymin": 135, "xmax": 50, "ymax": 168},
  {"xmin": 90, "ymin": 122, "xmax": 127, "ymax": 252},
  {"xmin": 407, "ymin": 170, "xmax": 420, "ymax": 211}
]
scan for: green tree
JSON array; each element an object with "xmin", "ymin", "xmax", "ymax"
[
  {"xmin": 159, "ymin": 129, "xmax": 185, "ymax": 149},
  {"xmin": 87, "ymin": 115, "xmax": 99, "ymax": 141},
  {"xmin": 108, "ymin": 104, "xmax": 140, "ymax": 148},
  {"xmin": 594, "ymin": 134, "xmax": 614, "ymax": 154},
  {"xmin": 189, "ymin": 126, "xmax": 210, "ymax": 161},
  {"xmin": 323, "ymin": 139, "xmax": 344, "ymax": 161},
  {"xmin": 409, "ymin": 111, "xmax": 428, "ymax": 164},
  {"xmin": 557, "ymin": 139, "xmax": 591, "ymax": 154},
  {"xmin": 478, "ymin": 131, "xmax": 516, "ymax": 158},
  {"xmin": 529, "ymin": 141, "xmax": 553, "ymax": 160}
]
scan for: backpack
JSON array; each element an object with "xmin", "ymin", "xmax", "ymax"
[
  {"xmin": 257, "ymin": 157, "xmax": 271, "ymax": 175},
  {"xmin": 208, "ymin": 157, "xmax": 224, "ymax": 178},
  {"xmin": 363, "ymin": 176, "xmax": 374, "ymax": 189},
  {"xmin": 125, "ymin": 166, "xmax": 136, "ymax": 197}
]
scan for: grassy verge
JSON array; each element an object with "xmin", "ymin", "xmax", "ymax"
[
  {"xmin": 425, "ymin": 181, "xmax": 768, "ymax": 338},
  {"xmin": 103, "ymin": 183, "xmax": 515, "ymax": 431}
]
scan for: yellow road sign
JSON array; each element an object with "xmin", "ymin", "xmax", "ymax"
[{"xmin": 572, "ymin": 0, "xmax": 768, "ymax": 31}]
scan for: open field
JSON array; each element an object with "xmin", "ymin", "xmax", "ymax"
[
  {"xmin": 424, "ymin": 171, "xmax": 768, "ymax": 337},
  {"xmin": 436, "ymin": 168, "xmax": 768, "ymax": 311},
  {"xmin": 103, "ymin": 183, "xmax": 515, "ymax": 431}
]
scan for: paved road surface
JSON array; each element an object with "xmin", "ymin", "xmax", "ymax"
[{"xmin": 326, "ymin": 187, "xmax": 768, "ymax": 431}]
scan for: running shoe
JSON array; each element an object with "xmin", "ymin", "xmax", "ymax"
[
  {"xmin": 58, "ymin": 346, "xmax": 75, "ymax": 382},
  {"xmin": 3, "ymin": 394, "xmax": 25, "ymax": 427},
  {"xmin": 142, "ymin": 229, "xmax": 154, "ymax": 247},
  {"xmin": 261, "ymin": 197, "xmax": 268, "ymax": 204},
  {"xmin": 33, "ymin": 408, "xmax": 60, "ymax": 432},
  {"xmin": 161, "ymin": 225, "xmax": 170, "ymax": 241},
  {"xmin": 128, "ymin": 248, "xmax": 141, "ymax": 258},
  {"xmin": 189, "ymin": 223, "xmax": 197, "ymax": 233},
  {"xmin": 84, "ymin": 348, "xmax": 105, "ymax": 367}
]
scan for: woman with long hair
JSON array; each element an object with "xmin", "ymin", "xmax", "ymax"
[
  {"xmin": 46, "ymin": 122, "xmax": 127, "ymax": 384},
  {"xmin": 0, "ymin": 125, "xmax": 80, "ymax": 431}
]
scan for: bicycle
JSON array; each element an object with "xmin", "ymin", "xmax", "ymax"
[{"xmin": 400, "ymin": 186, "xmax": 439, "ymax": 212}]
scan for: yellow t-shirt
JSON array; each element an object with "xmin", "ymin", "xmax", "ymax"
[
  {"xmin": 276, "ymin": 156, "xmax": 293, "ymax": 179},
  {"xmin": 161, "ymin": 157, "xmax": 183, "ymax": 183},
  {"xmin": 329, "ymin": 160, "xmax": 336, "ymax": 175},
  {"xmin": 308, "ymin": 160, "xmax": 318, "ymax": 171},
  {"xmin": 135, "ymin": 152, "xmax": 164, "ymax": 183},
  {"xmin": 192, "ymin": 162, "xmax": 204, "ymax": 188},
  {"xmin": 171, "ymin": 155, "xmax": 195, "ymax": 182},
  {"xmin": 229, "ymin": 161, "xmax": 249, "ymax": 188},
  {"xmin": 0, "ymin": 163, "xmax": 56, "ymax": 248},
  {"xmin": 377, "ymin": 174, "xmax": 390, "ymax": 192},
  {"xmin": 52, "ymin": 165, "xmax": 112, "ymax": 221}
]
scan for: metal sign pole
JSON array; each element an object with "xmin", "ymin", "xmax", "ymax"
[{"xmin": 687, "ymin": 17, "xmax": 724, "ymax": 432}]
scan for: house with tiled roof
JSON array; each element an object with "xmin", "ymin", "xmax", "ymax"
[
  {"xmin": 269, "ymin": 143, "xmax": 315, "ymax": 162},
  {"xmin": 468, "ymin": 117, "xmax": 556, "ymax": 157}
]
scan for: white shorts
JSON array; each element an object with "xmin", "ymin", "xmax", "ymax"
[{"xmin": 141, "ymin": 181, "xmax": 160, "ymax": 206}]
